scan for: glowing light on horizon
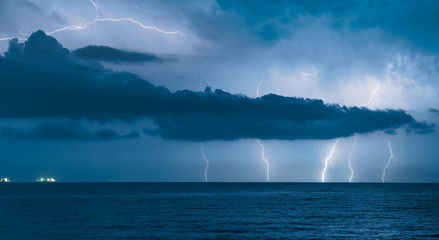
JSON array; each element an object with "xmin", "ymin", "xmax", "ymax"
[
  {"xmin": 348, "ymin": 136, "xmax": 357, "ymax": 183},
  {"xmin": 200, "ymin": 143, "xmax": 209, "ymax": 182},
  {"xmin": 257, "ymin": 139, "xmax": 270, "ymax": 182},
  {"xmin": 321, "ymin": 139, "xmax": 340, "ymax": 183},
  {"xmin": 381, "ymin": 138, "xmax": 394, "ymax": 183}
]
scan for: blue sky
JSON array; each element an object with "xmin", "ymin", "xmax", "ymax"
[{"xmin": 0, "ymin": 0, "xmax": 438, "ymax": 182}]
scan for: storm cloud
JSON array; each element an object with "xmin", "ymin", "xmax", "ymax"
[
  {"xmin": 72, "ymin": 45, "xmax": 164, "ymax": 64},
  {"xmin": 2, "ymin": 119, "xmax": 139, "ymax": 141},
  {"xmin": 0, "ymin": 30, "xmax": 433, "ymax": 141},
  {"xmin": 188, "ymin": 0, "xmax": 439, "ymax": 53},
  {"xmin": 429, "ymin": 108, "xmax": 439, "ymax": 115}
]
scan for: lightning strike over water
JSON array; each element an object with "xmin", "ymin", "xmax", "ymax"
[
  {"xmin": 321, "ymin": 138, "xmax": 340, "ymax": 183},
  {"xmin": 382, "ymin": 139, "xmax": 394, "ymax": 183},
  {"xmin": 348, "ymin": 136, "xmax": 357, "ymax": 183},
  {"xmin": 363, "ymin": 82, "xmax": 381, "ymax": 107},
  {"xmin": 257, "ymin": 139, "xmax": 270, "ymax": 182},
  {"xmin": 200, "ymin": 143, "xmax": 209, "ymax": 182},
  {"xmin": 344, "ymin": 82, "xmax": 381, "ymax": 183},
  {"xmin": 0, "ymin": 0, "xmax": 182, "ymax": 42},
  {"xmin": 255, "ymin": 79, "xmax": 270, "ymax": 182}
]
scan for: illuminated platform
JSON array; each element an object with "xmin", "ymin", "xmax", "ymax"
[
  {"xmin": 36, "ymin": 178, "xmax": 56, "ymax": 182},
  {"xmin": 0, "ymin": 178, "xmax": 11, "ymax": 182}
]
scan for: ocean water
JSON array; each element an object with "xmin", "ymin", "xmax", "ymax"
[{"xmin": 0, "ymin": 183, "xmax": 438, "ymax": 239}]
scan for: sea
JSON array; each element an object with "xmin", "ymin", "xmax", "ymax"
[{"xmin": 0, "ymin": 183, "xmax": 438, "ymax": 239}]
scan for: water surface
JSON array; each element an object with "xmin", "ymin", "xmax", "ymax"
[{"xmin": 1, "ymin": 183, "xmax": 438, "ymax": 239}]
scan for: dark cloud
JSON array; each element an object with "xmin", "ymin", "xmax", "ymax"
[
  {"xmin": 384, "ymin": 129, "xmax": 397, "ymax": 135},
  {"xmin": 406, "ymin": 122, "xmax": 435, "ymax": 135},
  {"xmin": 143, "ymin": 95, "xmax": 427, "ymax": 141},
  {"xmin": 184, "ymin": 0, "xmax": 354, "ymax": 43},
  {"xmin": 346, "ymin": 1, "xmax": 439, "ymax": 54},
  {"xmin": 2, "ymin": 119, "xmax": 139, "ymax": 141},
  {"xmin": 72, "ymin": 45, "xmax": 165, "ymax": 64},
  {"xmin": 187, "ymin": 0, "xmax": 439, "ymax": 52},
  {"xmin": 184, "ymin": 2, "xmax": 292, "ymax": 44},
  {"xmin": 429, "ymin": 108, "xmax": 439, "ymax": 114},
  {"xmin": 5, "ymin": 30, "xmax": 69, "ymax": 60},
  {"xmin": 0, "ymin": 31, "xmax": 433, "ymax": 141}
]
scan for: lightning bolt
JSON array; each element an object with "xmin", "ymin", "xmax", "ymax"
[
  {"xmin": 257, "ymin": 139, "xmax": 270, "ymax": 182},
  {"xmin": 321, "ymin": 138, "xmax": 340, "ymax": 183},
  {"xmin": 256, "ymin": 78, "xmax": 265, "ymax": 98},
  {"xmin": 48, "ymin": 0, "xmax": 182, "ymax": 35},
  {"xmin": 381, "ymin": 138, "xmax": 394, "ymax": 183},
  {"xmin": 133, "ymin": 3, "xmax": 169, "ymax": 15},
  {"xmin": 91, "ymin": 0, "xmax": 99, "ymax": 18},
  {"xmin": 307, "ymin": 144, "xmax": 317, "ymax": 173},
  {"xmin": 0, "ymin": 37, "xmax": 26, "ymax": 41},
  {"xmin": 255, "ymin": 78, "xmax": 270, "ymax": 182},
  {"xmin": 200, "ymin": 143, "xmax": 209, "ymax": 182},
  {"xmin": 297, "ymin": 70, "xmax": 322, "ymax": 77},
  {"xmin": 362, "ymin": 83, "xmax": 393, "ymax": 182},
  {"xmin": 1, "ymin": 0, "xmax": 182, "ymax": 42},
  {"xmin": 348, "ymin": 136, "xmax": 357, "ymax": 183},
  {"xmin": 363, "ymin": 82, "xmax": 380, "ymax": 107},
  {"xmin": 346, "ymin": 82, "xmax": 380, "ymax": 183}
]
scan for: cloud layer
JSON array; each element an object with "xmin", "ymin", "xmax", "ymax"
[
  {"xmin": 0, "ymin": 30, "xmax": 433, "ymax": 141},
  {"xmin": 73, "ymin": 45, "xmax": 164, "ymax": 64},
  {"xmin": 189, "ymin": 0, "xmax": 439, "ymax": 53},
  {"xmin": 2, "ymin": 119, "xmax": 139, "ymax": 141}
]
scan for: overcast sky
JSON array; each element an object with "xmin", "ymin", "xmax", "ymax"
[{"xmin": 0, "ymin": 0, "xmax": 438, "ymax": 182}]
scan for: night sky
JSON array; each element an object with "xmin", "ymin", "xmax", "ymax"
[{"xmin": 0, "ymin": 0, "xmax": 438, "ymax": 182}]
